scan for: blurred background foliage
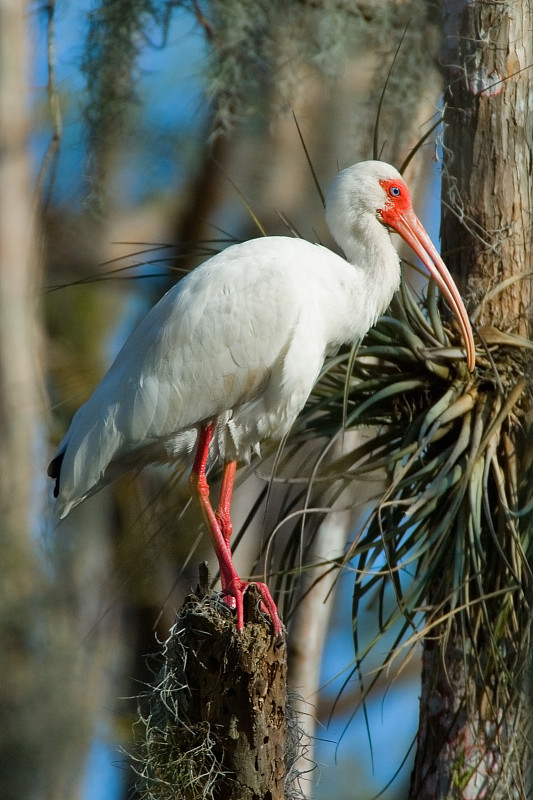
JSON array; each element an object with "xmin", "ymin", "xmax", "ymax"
[
  {"xmin": 42, "ymin": 3, "xmax": 441, "ymax": 798},
  {"xmin": 2, "ymin": 0, "xmax": 530, "ymax": 799}
]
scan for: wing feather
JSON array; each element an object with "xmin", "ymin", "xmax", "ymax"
[{"xmin": 53, "ymin": 238, "xmax": 312, "ymax": 509}]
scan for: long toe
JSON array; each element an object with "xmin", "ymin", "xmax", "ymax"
[
  {"xmin": 221, "ymin": 579, "xmax": 283, "ymax": 638},
  {"xmin": 253, "ymin": 582, "xmax": 283, "ymax": 638}
]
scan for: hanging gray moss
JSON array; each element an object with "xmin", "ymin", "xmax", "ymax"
[{"xmin": 80, "ymin": 0, "xmax": 438, "ymax": 146}]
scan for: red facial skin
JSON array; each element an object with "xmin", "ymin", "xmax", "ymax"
[{"xmin": 376, "ymin": 177, "xmax": 475, "ymax": 372}]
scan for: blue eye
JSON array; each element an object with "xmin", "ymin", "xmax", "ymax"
[{"xmin": 390, "ymin": 186, "xmax": 401, "ymax": 197}]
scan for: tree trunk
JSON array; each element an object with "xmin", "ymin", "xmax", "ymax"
[
  {"xmin": 0, "ymin": 1, "xmax": 45, "ymax": 795},
  {"xmin": 410, "ymin": 2, "xmax": 533, "ymax": 798},
  {"xmin": 0, "ymin": 0, "xmax": 40, "ymax": 555},
  {"xmin": 1, "ymin": 4, "xmax": 121, "ymax": 797},
  {"xmin": 133, "ymin": 564, "xmax": 302, "ymax": 800},
  {"xmin": 440, "ymin": 0, "xmax": 533, "ymax": 332}
]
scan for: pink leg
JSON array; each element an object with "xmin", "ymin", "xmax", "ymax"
[
  {"xmin": 189, "ymin": 424, "xmax": 282, "ymax": 637},
  {"xmin": 216, "ymin": 459, "xmax": 236, "ymax": 548},
  {"xmin": 189, "ymin": 424, "xmax": 234, "ymax": 589}
]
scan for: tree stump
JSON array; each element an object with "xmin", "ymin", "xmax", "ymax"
[{"xmin": 133, "ymin": 564, "xmax": 303, "ymax": 800}]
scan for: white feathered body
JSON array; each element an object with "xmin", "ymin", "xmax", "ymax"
[
  {"xmin": 51, "ymin": 162, "xmax": 410, "ymax": 517},
  {"xmin": 54, "ymin": 232, "xmax": 401, "ymax": 516}
]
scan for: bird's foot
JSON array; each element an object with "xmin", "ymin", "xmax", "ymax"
[
  {"xmin": 221, "ymin": 590, "xmax": 268, "ymax": 618},
  {"xmin": 221, "ymin": 578, "xmax": 283, "ymax": 638}
]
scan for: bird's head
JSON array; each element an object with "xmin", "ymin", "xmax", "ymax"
[{"xmin": 325, "ymin": 160, "xmax": 475, "ymax": 371}]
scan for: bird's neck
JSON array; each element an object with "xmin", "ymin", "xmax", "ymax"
[{"xmin": 342, "ymin": 220, "xmax": 402, "ymax": 325}]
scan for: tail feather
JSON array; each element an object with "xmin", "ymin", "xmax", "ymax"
[{"xmin": 47, "ymin": 451, "xmax": 65, "ymax": 499}]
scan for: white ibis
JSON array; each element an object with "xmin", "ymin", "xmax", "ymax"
[{"xmin": 48, "ymin": 161, "xmax": 475, "ymax": 637}]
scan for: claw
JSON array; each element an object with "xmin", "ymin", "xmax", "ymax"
[{"xmin": 221, "ymin": 578, "xmax": 283, "ymax": 638}]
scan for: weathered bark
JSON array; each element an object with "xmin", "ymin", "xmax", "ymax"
[
  {"xmin": 412, "ymin": 617, "xmax": 503, "ymax": 800},
  {"xmin": 440, "ymin": 0, "xmax": 533, "ymax": 333},
  {"xmin": 410, "ymin": 2, "xmax": 533, "ymax": 798},
  {"xmin": 133, "ymin": 565, "xmax": 301, "ymax": 800}
]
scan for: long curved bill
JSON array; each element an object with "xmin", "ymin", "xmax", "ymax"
[{"xmin": 393, "ymin": 208, "xmax": 476, "ymax": 371}]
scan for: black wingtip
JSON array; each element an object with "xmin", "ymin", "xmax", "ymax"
[{"xmin": 47, "ymin": 451, "xmax": 64, "ymax": 498}]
